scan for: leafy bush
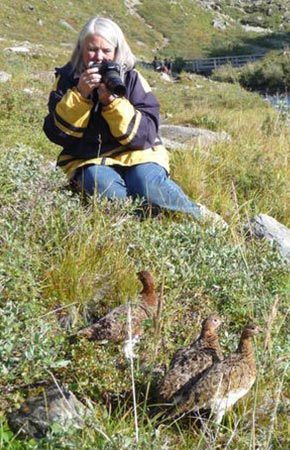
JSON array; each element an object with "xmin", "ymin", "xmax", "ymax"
[
  {"xmin": 211, "ymin": 52, "xmax": 290, "ymax": 94},
  {"xmin": 173, "ymin": 56, "xmax": 186, "ymax": 73},
  {"xmin": 211, "ymin": 63, "xmax": 240, "ymax": 84},
  {"xmin": 0, "ymin": 1, "xmax": 290, "ymax": 448}
]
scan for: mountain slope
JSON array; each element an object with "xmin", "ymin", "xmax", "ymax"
[{"xmin": 1, "ymin": 0, "xmax": 290, "ymax": 65}]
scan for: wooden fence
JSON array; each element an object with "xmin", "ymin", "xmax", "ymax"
[{"xmin": 184, "ymin": 54, "xmax": 264, "ymax": 73}]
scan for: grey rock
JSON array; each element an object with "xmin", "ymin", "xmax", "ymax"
[
  {"xmin": 4, "ymin": 45, "xmax": 30, "ymax": 53},
  {"xmin": 245, "ymin": 214, "xmax": 290, "ymax": 263},
  {"xmin": 212, "ymin": 18, "xmax": 227, "ymax": 30},
  {"xmin": 7, "ymin": 385, "xmax": 87, "ymax": 439},
  {"xmin": 241, "ymin": 24, "xmax": 272, "ymax": 33},
  {"xmin": 23, "ymin": 88, "xmax": 44, "ymax": 97},
  {"xmin": 0, "ymin": 71, "xmax": 11, "ymax": 83},
  {"xmin": 161, "ymin": 137, "xmax": 188, "ymax": 151},
  {"xmin": 160, "ymin": 124, "xmax": 230, "ymax": 149},
  {"xmin": 59, "ymin": 20, "xmax": 76, "ymax": 32}
]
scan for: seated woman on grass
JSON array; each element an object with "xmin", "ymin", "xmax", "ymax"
[{"xmin": 43, "ymin": 16, "xmax": 227, "ymax": 228}]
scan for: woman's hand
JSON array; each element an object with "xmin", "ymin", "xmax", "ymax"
[
  {"xmin": 97, "ymin": 82, "xmax": 116, "ymax": 106},
  {"xmin": 77, "ymin": 67, "xmax": 115, "ymax": 105},
  {"xmin": 77, "ymin": 67, "xmax": 101, "ymax": 98}
]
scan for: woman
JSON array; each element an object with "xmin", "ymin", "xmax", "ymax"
[{"xmin": 43, "ymin": 16, "xmax": 226, "ymax": 227}]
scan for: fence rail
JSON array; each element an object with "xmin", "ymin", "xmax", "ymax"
[{"xmin": 184, "ymin": 54, "xmax": 264, "ymax": 73}]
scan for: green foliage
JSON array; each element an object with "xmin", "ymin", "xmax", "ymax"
[
  {"xmin": 1, "ymin": 148, "xmax": 289, "ymax": 449},
  {"xmin": 212, "ymin": 52, "xmax": 290, "ymax": 94},
  {"xmin": 211, "ymin": 63, "xmax": 241, "ymax": 84},
  {"xmin": 0, "ymin": 1, "xmax": 290, "ymax": 448},
  {"xmin": 173, "ymin": 57, "xmax": 186, "ymax": 74}
]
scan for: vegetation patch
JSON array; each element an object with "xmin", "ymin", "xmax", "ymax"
[{"xmin": 0, "ymin": 1, "xmax": 289, "ymax": 448}]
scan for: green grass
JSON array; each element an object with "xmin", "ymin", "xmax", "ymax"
[
  {"xmin": 0, "ymin": 145, "xmax": 289, "ymax": 449},
  {"xmin": 0, "ymin": 1, "xmax": 290, "ymax": 449}
]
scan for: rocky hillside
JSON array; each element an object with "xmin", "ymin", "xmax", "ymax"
[
  {"xmin": 139, "ymin": 0, "xmax": 290, "ymax": 57},
  {"xmin": 2, "ymin": 0, "xmax": 290, "ymax": 66},
  {"xmin": 198, "ymin": 0, "xmax": 290, "ymax": 29},
  {"xmin": 194, "ymin": 0, "xmax": 290, "ymax": 54}
]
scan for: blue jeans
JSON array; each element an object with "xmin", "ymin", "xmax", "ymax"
[{"xmin": 74, "ymin": 163, "xmax": 202, "ymax": 219}]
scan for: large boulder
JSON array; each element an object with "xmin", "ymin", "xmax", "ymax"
[
  {"xmin": 244, "ymin": 214, "xmax": 290, "ymax": 263},
  {"xmin": 160, "ymin": 124, "xmax": 230, "ymax": 150}
]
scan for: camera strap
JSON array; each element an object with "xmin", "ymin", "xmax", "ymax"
[{"xmin": 97, "ymin": 133, "xmax": 102, "ymax": 158}]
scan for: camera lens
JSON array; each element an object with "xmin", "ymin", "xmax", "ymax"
[
  {"xmin": 88, "ymin": 61, "xmax": 126, "ymax": 96},
  {"xmin": 103, "ymin": 71, "xmax": 126, "ymax": 96}
]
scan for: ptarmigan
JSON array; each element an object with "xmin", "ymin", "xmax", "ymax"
[
  {"xmin": 158, "ymin": 315, "xmax": 223, "ymax": 402},
  {"xmin": 77, "ymin": 270, "xmax": 157, "ymax": 343},
  {"xmin": 166, "ymin": 322, "xmax": 262, "ymax": 425}
]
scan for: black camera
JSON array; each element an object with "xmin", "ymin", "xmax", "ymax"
[{"xmin": 89, "ymin": 61, "xmax": 126, "ymax": 97}]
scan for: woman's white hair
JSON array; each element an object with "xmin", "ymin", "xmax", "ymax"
[{"xmin": 70, "ymin": 17, "xmax": 136, "ymax": 73}]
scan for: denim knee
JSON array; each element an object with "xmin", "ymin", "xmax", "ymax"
[{"xmin": 74, "ymin": 165, "xmax": 128, "ymax": 199}]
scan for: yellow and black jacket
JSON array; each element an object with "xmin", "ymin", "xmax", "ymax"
[{"xmin": 43, "ymin": 62, "xmax": 169, "ymax": 178}]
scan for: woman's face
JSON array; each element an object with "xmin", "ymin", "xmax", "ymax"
[{"xmin": 83, "ymin": 34, "xmax": 116, "ymax": 67}]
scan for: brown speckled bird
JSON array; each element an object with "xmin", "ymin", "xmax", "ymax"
[
  {"xmin": 158, "ymin": 315, "xmax": 223, "ymax": 402},
  {"xmin": 166, "ymin": 322, "xmax": 262, "ymax": 424},
  {"xmin": 78, "ymin": 270, "xmax": 157, "ymax": 343}
]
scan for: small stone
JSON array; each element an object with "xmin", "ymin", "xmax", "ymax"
[{"xmin": 0, "ymin": 71, "xmax": 11, "ymax": 83}]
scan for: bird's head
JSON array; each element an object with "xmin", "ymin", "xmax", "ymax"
[
  {"xmin": 137, "ymin": 270, "xmax": 156, "ymax": 305},
  {"xmin": 137, "ymin": 270, "xmax": 154, "ymax": 286},
  {"xmin": 241, "ymin": 322, "xmax": 263, "ymax": 339},
  {"xmin": 202, "ymin": 314, "xmax": 222, "ymax": 332}
]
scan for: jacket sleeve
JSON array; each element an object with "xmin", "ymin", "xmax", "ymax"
[
  {"xmin": 101, "ymin": 70, "xmax": 161, "ymax": 149},
  {"xmin": 43, "ymin": 75, "xmax": 94, "ymax": 147}
]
